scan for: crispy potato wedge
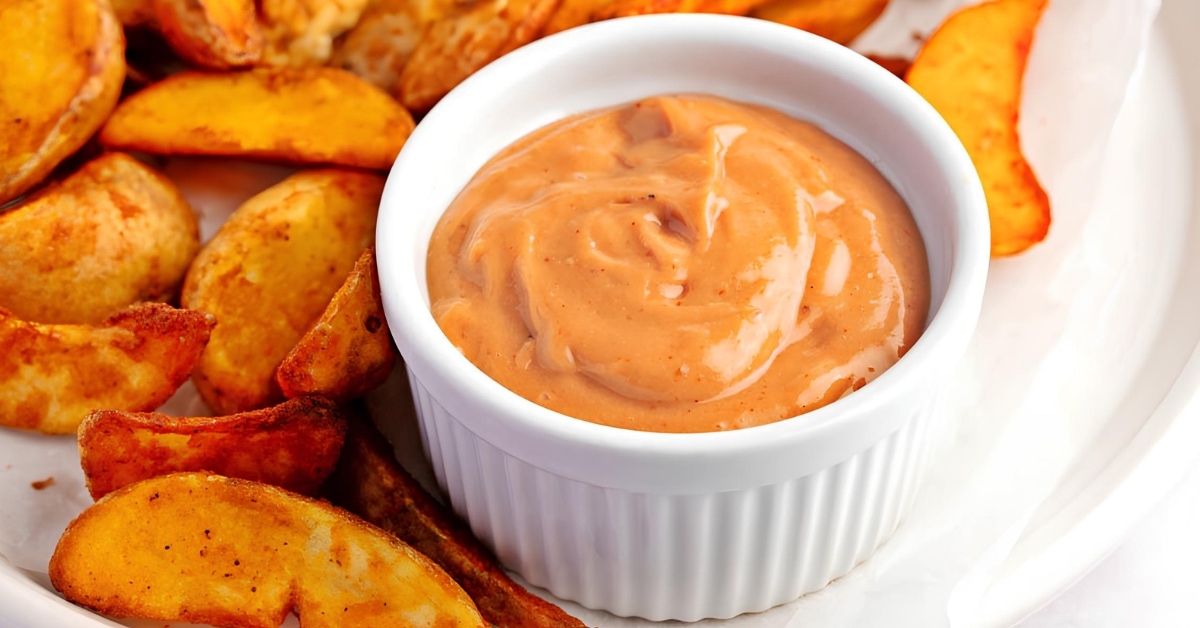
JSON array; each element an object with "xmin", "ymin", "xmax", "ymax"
[
  {"xmin": 276, "ymin": 248, "xmax": 396, "ymax": 403},
  {"xmin": 542, "ymin": 0, "xmax": 614, "ymax": 35},
  {"xmin": 328, "ymin": 417, "xmax": 586, "ymax": 628},
  {"xmin": 591, "ymin": 0, "xmax": 763, "ymax": 21},
  {"xmin": 100, "ymin": 68, "xmax": 415, "ymax": 170},
  {"xmin": 153, "ymin": 0, "xmax": 263, "ymax": 69},
  {"xmin": 331, "ymin": 0, "xmax": 426, "ymax": 91},
  {"xmin": 183, "ymin": 170, "xmax": 383, "ymax": 415},
  {"xmin": 0, "ymin": 153, "xmax": 200, "ymax": 325},
  {"xmin": 79, "ymin": 396, "xmax": 349, "ymax": 500},
  {"xmin": 906, "ymin": 0, "xmax": 1050, "ymax": 256},
  {"xmin": 0, "ymin": 0, "xmax": 125, "ymax": 205},
  {"xmin": 0, "ymin": 304, "xmax": 213, "ymax": 435},
  {"xmin": 750, "ymin": 0, "xmax": 889, "ymax": 45},
  {"xmin": 260, "ymin": 0, "xmax": 372, "ymax": 66},
  {"xmin": 397, "ymin": 0, "xmax": 560, "ymax": 112},
  {"xmin": 113, "ymin": 0, "xmax": 157, "ymax": 27},
  {"xmin": 50, "ymin": 472, "xmax": 486, "ymax": 628}
]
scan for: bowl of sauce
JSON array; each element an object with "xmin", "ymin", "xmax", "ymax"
[{"xmin": 377, "ymin": 14, "xmax": 988, "ymax": 622}]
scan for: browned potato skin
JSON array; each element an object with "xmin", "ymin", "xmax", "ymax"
[
  {"xmin": 183, "ymin": 170, "xmax": 383, "ymax": 415},
  {"xmin": 79, "ymin": 396, "xmax": 349, "ymax": 500},
  {"xmin": 112, "ymin": 0, "xmax": 156, "ymax": 26},
  {"xmin": 277, "ymin": 248, "xmax": 396, "ymax": 403},
  {"xmin": 99, "ymin": 68, "xmax": 415, "ymax": 170},
  {"xmin": 50, "ymin": 472, "xmax": 486, "ymax": 628},
  {"xmin": 397, "ymin": 0, "xmax": 561, "ymax": 113},
  {"xmin": 0, "ymin": 0, "xmax": 125, "ymax": 205},
  {"xmin": 152, "ymin": 0, "xmax": 263, "ymax": 69},
  {"xmin": 0, "ymin": 304, "xmax": 214, "ymax": 435},
  {"xmin": 328, "ymin": 417, "xmax": 587, "ymax": 628},
  {"xmin": 0, "ymin": 153, "xmax": 200, "ymax": 325},
  {"xmin": 750, "ymin": 0, "xmax": 890, "ymax": 46}
]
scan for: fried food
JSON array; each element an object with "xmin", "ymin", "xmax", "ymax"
[
  {"xmin": 276, "ymin": 248, "xmax": 396, "ymax": 403},
  {"xmin": 152, "ymin": 0, "xmax": 263, "ymax": 69},
  {"xmin": 591, "ymin": 0, "xmax": 764, "ymax": 21},
  {"xmin": 50, "ymin": 472, "xmax": 486, "ymax": 628},
  {"xmin": 100, "ymin": 68, "xmax": 415, "ymax": 170},
  {"xmin": 112, "ymin": 0, "xmax": 157, "ymax": 27},
  {"xmin": 0, "ymin": 0, "xmax": 125, "ymax": 206},
  {"xmin": 866, "ymin": 54, "xmax": 911, "ymax": 78},
  {"xmin": 183, "ymin": 170, "xmax": 383, "ymax": 415},
  {"xmin": 0, "ymin": 304, "xmax": 213, "ymax": 435},
  {"xmin": 750, "ymin": 0, "xmax": 889, "ymax": 45},
  {"xmin": 541, "ymin": 0, "xmax": 614, "ymax": 35},
  {"xmin": 327, "ymin": 416, "xmax": 587, "ymax": 628},
  {"xmin": 332, "ymin": 0, "xmax": 426, "ymax": 91},
  {"xmin": 397, "ymin": 0, "xmax": 561, "ymax": 112},
  {"xmin": 79, "ymin": 396, "xmax": 349, "ymax": 500},
  {"xmin": 0, "ymin": 153, "xmax": 199, "ymax": 325},
  {"xmin": 906, "ymin": 0, "xmax": 1050, "ymax": 256},
  {"xmin": 259, "ymin": 0, "xmax": 372, "ymax": 66}
]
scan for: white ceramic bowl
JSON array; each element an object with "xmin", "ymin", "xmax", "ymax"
[{"xmin": 376, "ymin": 14, "xmax": 988, "ymax": 622}]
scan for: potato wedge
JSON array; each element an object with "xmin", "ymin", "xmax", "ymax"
[
  {"xmin": 0, "ymin": 304, "xmax": 213, "ymax": 435},
  {"xmin": 276, "ymin": 248, "xmax": 396, "ymax": 403},
  {"xmin": 0, "ymin": 153, "xmax": 200, "ymax": 325},
  {"xmin": 750, "ymin": 0, "xmax": 889, "ymax": 45},
  {"xmin": 397, "ymin": 0, "xmax": 561, "ymax": 112},
  {"xmin": 331, "ymin": 0, "xmax": 426, "ymax": 91},
  {"xmin": 260, "ymin": 0, "xmax": 372, "ymax": 67},
  {"xmin": 113, "ymin": 0, "xmax": 156, "ymax": 27},
  {"xmin": 100, "ymin": 68, "xmax": 415, "ymax": 170},
  {"xmin": 328, "ymin": 417, "xmax": 586, "ymax": 628},
  {"xmin": 591, "ymin": 0, "xmax": 764, "ymax": 21},
  {"xmin": 906, "ymin": 0, "xmax": 1050, "ymax": 256},
  {"xmin": 153, "ymin": 0, "xmax": 263, "ymax": 69},
  {"xmin": 50, "ymin": 473, "xmax": 486, "ymax": 628},
  {"xmin": 79, "ymin": 396, "xmax": 349, "ymax": 500},
  {"xmin": 183, "ymin": 170, "xmax": 383, "ymax": 415},
  {"xmin": 0, "ymin": 0, "xmax": 125, "ymax": 205},
  {"xmin": 542, "ymin": 0, "xmax": 614, "ymax": 35}
]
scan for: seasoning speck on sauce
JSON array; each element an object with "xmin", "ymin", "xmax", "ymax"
[{"xmin": 427, "ymin": 95, "xmax": 930, "ymax": 433}]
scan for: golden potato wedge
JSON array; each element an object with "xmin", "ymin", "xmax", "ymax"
[
  {"xmin": 542, "ymin": 0, "xmax": 614, "ymax": 35},
  {"xmin": 100, "ymin": 68, "xmax": 415, "ymax": 170},
  {"xmin": 183, "ymin": 170, "xmax": 383, "ymax": 415},
  {"xmin": 397, "ymin": 0, "xmax": 561, "ymax": 112},
  {"xmin": 79, "ymin": 396, "xmax": 349, "ymax": 500},
  {"xmin": 276, "ymin": 248, "xmax": 396, "ymax": 403},
  {"xmin": 50, "ymin": 472, "xmax": 486, "ymax": 628},
  {"xmin": 750, "ymin": 0, "xmax": 889, "ymax": 45},
  {"xmin": 152, "ymin": 0, "xmax": 263, "ymax": 69},
  {"xmin": 331, "ymin": 0, "xmax": 426, "ymax": 91},
  {"xmin": 0, "ymin": 0, "xmax": 125, "ymax": 205},
  {"xmin": 328, "ymin": 416, "xmax": 587, "ymax": 628},
  {"xmin": 0, "ymin": 304, "xmax": 213, "ymax": 435},
  {"xmin": 112, "ymin": 0, "xmax": 156, "ymax": 27},
  {"xmin": 590, "ymin": 0, "xmax": 764, "ymax": 21},
  {"xmin": 906, "ymin": 0, "xmax": 1050, "ymax": 256},
  {"xmin": 0, "ymin": 153, "xmax": 199, "ymax": 325},
  {"xmin": 260, "ymin": 0, "xmax": 373, "ymax": 66}
]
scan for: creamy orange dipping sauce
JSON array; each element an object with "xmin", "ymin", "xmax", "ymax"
[{"xmin": 427, "ymin": 95, "xmax": 930, "ymax": 433}]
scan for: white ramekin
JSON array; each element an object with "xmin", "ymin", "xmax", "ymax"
[{"xmin": 376, "ymin": 14, "xmax": 988, "ymax": 622}]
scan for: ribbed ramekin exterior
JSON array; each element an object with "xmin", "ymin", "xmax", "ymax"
[{"xmin": 409, "ymin": 370, "xmax": 934, "ymax": 622}]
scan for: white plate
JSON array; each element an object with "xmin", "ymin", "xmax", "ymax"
[{"xmin": 0, "ymin": 2, "xmax": 1191, "ymax": 627}]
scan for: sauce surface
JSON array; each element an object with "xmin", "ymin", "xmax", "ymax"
[{"xmin": 427, "ymin": 95, "xmax": 930, "ymax": 433}]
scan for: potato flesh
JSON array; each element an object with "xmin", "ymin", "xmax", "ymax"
[
  {"xmin": 0, "ymin": 304, "xmax": 214, "ymax": 434},
  {"xmin": 0, "ymin": 153, "xmax": 199, "ymax": 325},
  {"xmin": 0, "ymin": 0, "xmax": 125, "ymax": 205},
  {"xmin": 79, "ymin": 396, "xmax": 349, "ymax": 500},
  {"xmin": 183, "ymin": 169, "xmax": 383, "ymax": 415},
  {"xmin": 276, "ymin": 248, "xmax": 396, "ymax": 403},
  {"xmin": 99, "ymin": 68, "xmax": 415, "ymax": 170},
  {"xmin": 749, "ymin": 0, "xmax": 890, "ymax": 45},
  {"xmin": 49, "ymin": 473, "xmax": 485, "ymax": 628},
  {"xmin": 906, "ymin": 0, "xmax": 1050, "ymax": 256},
  {"xmin": 260, "ymin": 0, "xmax": 373, "ymax": 66}
]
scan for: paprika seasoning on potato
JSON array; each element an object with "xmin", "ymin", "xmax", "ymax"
[{"xmin": 427, "ymin": 95, "xmax": 930, "ymax": 432}]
